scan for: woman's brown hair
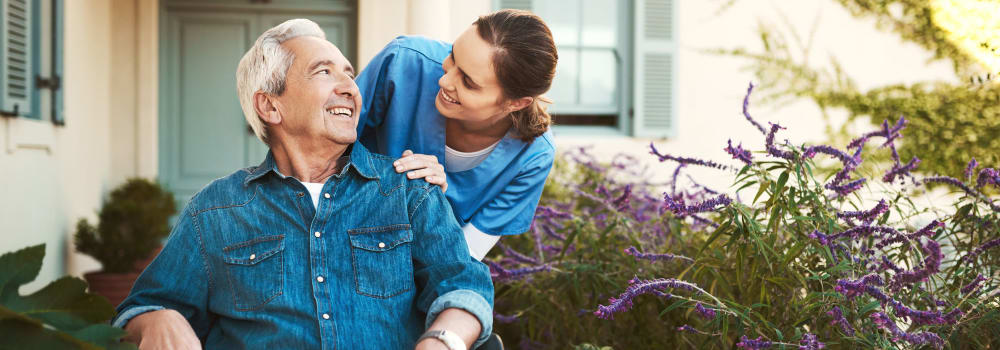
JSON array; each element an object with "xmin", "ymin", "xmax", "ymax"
[{"xmin": 475, "ymin": 9, "xmax": 558, "ymax": 141}]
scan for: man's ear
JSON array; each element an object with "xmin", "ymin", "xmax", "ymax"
[
  {"xmin": 253, "ymin": 91, "xmax": 282, "ymax": 125},
  {"xmin": 506, "ymin": 96, "xmax": 533, "ymax": 113}
]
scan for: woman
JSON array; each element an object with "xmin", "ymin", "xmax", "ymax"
[{"xmin": 355, "ymin": 9, "xmax": 557, "ymax": 260}]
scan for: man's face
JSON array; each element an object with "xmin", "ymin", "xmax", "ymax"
[{"xmin": 273, "ymin": 36, "xmax": 361, "ymax": 145}]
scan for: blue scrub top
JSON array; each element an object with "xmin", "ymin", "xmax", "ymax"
[{"xmin": 356, "ymin": 35, "xmax": 556, "ymax": 236}]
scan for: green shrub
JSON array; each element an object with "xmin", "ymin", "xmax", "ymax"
[
  {"xmin": 488, "ymin": 86, "xmax": 999, "ymax": 349},
  {"xmin": 74, "ymin": 178, "xmax": 176, "ymax": 273}
]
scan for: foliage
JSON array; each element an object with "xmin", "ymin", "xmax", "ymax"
[
  {"xmin": 0, "ymin": 245, "xmax": 136, "ymax": 349},
  {"xmin": 488, "ymin": 84, "xmax": 1000, "ymax": 349},
  {"xmin": 74, "ymin": 178, "xmax": 176, "ymax": 273},
  {"xmin": 716, "ymin": 0, "xmax": 1000, "ymax": 179}
]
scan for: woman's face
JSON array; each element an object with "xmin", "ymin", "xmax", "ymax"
[{"xmin": 436, "ymin": 25, "xmax": 511, "ymax": 125}]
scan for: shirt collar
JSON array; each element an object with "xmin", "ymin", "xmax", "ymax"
[{"xmin": 243, "ymin": 143, "xmax": 379, "ymax": 186}]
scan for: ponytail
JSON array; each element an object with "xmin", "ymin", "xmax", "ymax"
[{"xmin": 510, "ymin": 96, "xmax": 552, "ymax": 141}]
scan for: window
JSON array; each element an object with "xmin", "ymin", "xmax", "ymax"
[
  {"xmin": 496, "ymin": 0, "xmax": 676, "ymax": 137},
  {"xmin": 0, "ymin": 0, "xmax": 64, "ymax": 124}
]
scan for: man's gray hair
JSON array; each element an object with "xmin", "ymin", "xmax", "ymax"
[{"xmin": 237, "ymin": 19, "xmax": 326, "ymax": 144}]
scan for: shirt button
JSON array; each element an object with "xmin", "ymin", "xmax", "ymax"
[
  {"xmin": 296, "ymin": 192, "xmax": 304, "ymax": 197},
  {"xmin": 378, "ymin": 242, "xmax": 386, "ymax": 248},
  {"xmin": 249, "ymin": 254, "xmax": 256, "ymax": 260},
  {"xmin": 316, "ymin": 276, "xmax": 325, "ymax": 283},
  {"xmin": 314, "ymin": 231, "xmax": 321, "ymax": 238},
  {"xmin": 324, "ymin": 193, "xmax": 331, "ymax": 199},
  {"xmin": 322, "ymin": 313, "xmax": 330, "ymax": 320}
]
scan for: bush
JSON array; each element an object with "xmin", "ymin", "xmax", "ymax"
[
  {"xmin": 74, "ymin": 178, "xmax": 176, "ymax": 273},
  {"xmin": 488, "ymin": 84, "xmax": 1000, "ymax": 349}
]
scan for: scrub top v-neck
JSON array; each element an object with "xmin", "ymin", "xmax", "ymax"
[{"xmin": 356, "ymin": 35, "xmax": 556, "ymax": 236}]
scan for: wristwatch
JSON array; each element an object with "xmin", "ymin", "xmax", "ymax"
[{"xmin": 417, "ymin": 329, "xmax": 467, "ymax": 350}]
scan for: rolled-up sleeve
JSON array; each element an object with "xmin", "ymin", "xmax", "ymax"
[
  {"xmin": 111, "ymin": 208, "xmax": 215, "ymax": 339},
  {"xmin": 408, "ymin": 182, "xmax": 494, "ymax": 348}
]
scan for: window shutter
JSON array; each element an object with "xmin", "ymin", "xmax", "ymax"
[
  {"xmin": 497, "ymin": 0, "xmax": 532, "ymax": 10},
  {"xmin": 52, "ymin": 0, "xmax": 63, "ymax": 124},
  {"xmin": 1, "ymin": 0, "xmax": 34, "ymax": 118},
  {"xmin": 632, "ymin": 0, "xmax": 676, "ymax": 138}
]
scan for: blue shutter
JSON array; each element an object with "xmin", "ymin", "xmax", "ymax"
[
  {"xmin": 1, "ymin": 0, "xmax": 35, "ymax": 118},
  {"xmin": 632, "ymin": 0, "xmax": 676, "ymax": 137},
  {"xmin": 52, "ymin": 0, "xmax": 63, "ymax": 124}
]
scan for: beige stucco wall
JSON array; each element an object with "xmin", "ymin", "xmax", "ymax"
[
  {"xmin": 357, "ymin": 0, "xmax": 491, "ymax": 68},
  {"xmin": 0, "ymin": 0, "xmax": 115, "ymax": 292},
  {"xmin": 0, "ymin": 0, "xmax": 159, "ymax": 291}
]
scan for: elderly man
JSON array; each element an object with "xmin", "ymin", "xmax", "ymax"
[{"xmin": 112, "ymin": 19, "xmax": 493, "ymax": 350}]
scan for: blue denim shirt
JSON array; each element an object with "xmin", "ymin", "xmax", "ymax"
[{"xmin": 112, "ymin": 143, "xmax": 494, "ymax": 349}]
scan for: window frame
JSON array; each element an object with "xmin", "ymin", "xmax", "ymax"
[{"xmin": 495, "ymin": 0, "xmax": 634, "ymax": 136}]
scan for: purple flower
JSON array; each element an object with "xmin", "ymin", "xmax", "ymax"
[
  {"xmin": 497, "ymin": 242, "xmax": 541, "ymax": 265},
  {"xmin": 594, "ymin": 278, "xmax": 701, "ymax": 320},
  {"xmin": 878, "ymin": 255, "xmax": 903, "ymax": 273},
  {"xmin": 494, "ymin": 312, "xmax": 519, "ymax": 323},
  {"xmin": 803, "ymin": 144, "xmax": 860, "ymax": 167},
  {"xmin": 670, "ymin": 164, "xmax": 685, "ymax": 196},
  {"xmin": 829, "ymin": 225, "xmax": 901, "ymax": 242},
  {"xmin": 742, "ymin": 82, "xmax": 768, "ymax": 135},
  {"xmin": 847, "ymin": 117, "xmax": 907, "ymax": 150},
  {"xmin": 535, "ymin": 205, "xmax": 573, "ymax": 220},
  {"xmin": 650, "ymin": 142, "xmax": 730, "ymax": 170},
  {"xmin": 612, "ymin": 184, "xmax": 632, "ymax": 212},
  {"xmin": 874, "ymin": 220, "xmax": 944, "ymax": 249},
  {"xmin": 765, "ymin": 123, "xmax": 796, "ymax": 160},
  {"xmin": 962, "ymin": 237, "xmax": 1000, "ymax": 263},
  {"xmin": 883, "ymin": 156, "xmax": 920, "ymax": 184},
  {"xmin": 736, "ymin": 335, "xmax": 773, "ymax": 350},
  {"xmin": 834, "ymin": 274, "xmax": 885, "ymax": 299},
  {"xmin": 977, "ymin": 168, "xmax": 1000, "ymax": 189},
  {"xmin": 922, "ymin": 176, "xmax": 1000, "ymax": 212},
  {"xmin": 965, "ymin": 158, "xmax": 979, "ymax": 180},
  {"xmin": 694, "ymin": 302, "xmax": 716, "ymax": 319},
  {"xmin": 825, "ymin": 178, "xmax": 866, "ymax": 197},
  {"xmin": 808, "ymin": 230, "xmax": 831, "ymax": 246},
  {"xmin": 485, "ymin": 260, "xmax": 551, "ymax": 283},
  {"xmin": 889, "ymin": 240, "xmax": 942, "ymax": 291},
  {"xmin": 837, "ymin": 199, "xmax": 888, "ymax": 225},
  {"xmin": 870, "ymin": 312, "xmax": 944, "ymax": 350},
  {"xmin": 798, "ymin": 333, "xmax": 824, "ymax": 350},
  {"xmin": 827, "ymin": 306, "xmax": 854, "ymax": 336},
  {"xmin": 725, "ymin": 139, "xmax": 754, "ymax": 165},
  {"xmin": 961, "ymin": 274, "xmax": 987, "ymax": 294},
  {"xmin": 625, "ymin": 246, "xmax": 694, "ymax": 264},
  {"xmin": 677, "ymin": 324, "xmax": 699, "ymax": 333},
  {"xmin": 663, "ymin": 193, "xmax": 732, "ymax": 218}
]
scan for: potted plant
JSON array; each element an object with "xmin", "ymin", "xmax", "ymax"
[{"xmin": 75, "ymin": 178, "xmax": 176, "ymax": 307}]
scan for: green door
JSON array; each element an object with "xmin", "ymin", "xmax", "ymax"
[{"xmin": 159, "ymin": 1, "xmax": 355, "ymax": 205}]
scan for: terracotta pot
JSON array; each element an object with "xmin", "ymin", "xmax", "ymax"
[
  {"xmin": 132, "ymin": 245, "xmax": 164, "ymax": 273},
  {"xmin": 84, "ymin": 271, "xmax": 141, "ymax": 308}
]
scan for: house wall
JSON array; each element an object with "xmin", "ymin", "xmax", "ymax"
[
  {"xmin": 1, "ymin": 0, "xmax": 115, "ymax": 292},
  {"xmin": 553, "ymin": 0, "xmax": 957, "ymax": 192}
]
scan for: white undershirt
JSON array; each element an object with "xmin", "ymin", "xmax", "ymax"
[
  {"xmin": 302, "ymin": 182, "xmax": 325, "ymax": 208},
  {"xmin": 444, "ymin": 140, "xmax": 501, "ymax": 172},
  {"xmin": 463, "ymin": 223, "xmax": 500, "ymax": 261}
]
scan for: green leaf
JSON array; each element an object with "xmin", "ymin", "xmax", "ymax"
[
  {"xmin": 0, "ymin": 245, "xmax": 132, "ymax": 349},
  {"xmin": 0, "ymin": 245, "xmax": 45, "ymax": 300}
]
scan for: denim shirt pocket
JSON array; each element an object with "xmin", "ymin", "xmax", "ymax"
[
  {"xmin": 222, "ymin": 235, "xmax": 285, "ymax": 311},
  {"xmin": 347, "ymin": 224, "xmax": 414, "ymax": 298}
]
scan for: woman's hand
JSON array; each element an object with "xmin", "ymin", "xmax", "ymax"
[{"xmin": 394, "ymin": 150, "xmax": 448, "ymax": 193}]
